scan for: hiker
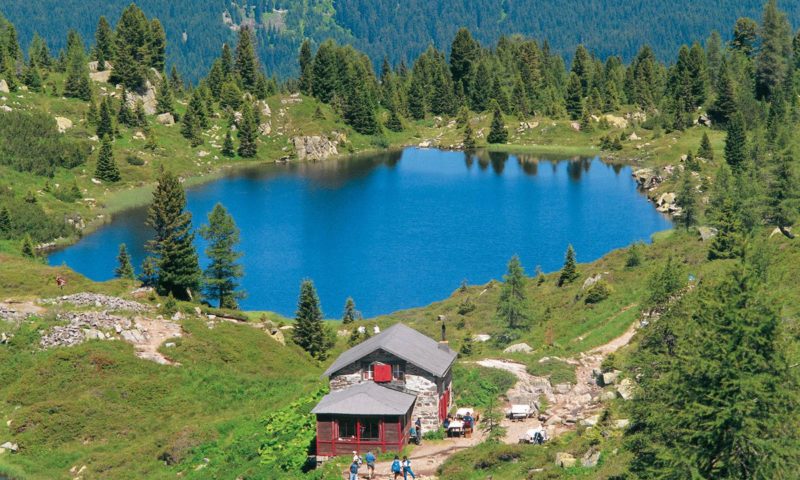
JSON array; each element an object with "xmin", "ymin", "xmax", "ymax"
[
  {"xmin": 352, "ymin": 450, "xmax": 362, "ymax": 467},
  {"xmin": 348, "ymin": 460, "xmax": 359, "ymax": 480},
  {"xmin": 402, "ymin": 455, "xmax": 416, "ymax": 479},
  {"xmin": 365, "ymin": 450, "xmax": 376, "ymax": 479},
  {"xmin": 414, "ymin": 418, "xmax": 422, "ymax": 443},
  {"xmin": 391, "ymin": 455, "xmax": 402, "ymax": 479},
  {"xmin": 409, "ymin": 425, "xmax": 419, "ymax": 445},
  {"xmin": 463, "ymin": 413, "xmax": 474, "ymax": 438}
]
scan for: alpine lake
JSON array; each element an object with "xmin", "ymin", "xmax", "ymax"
[{"xmin": 49, "ymin": 148, "xmax": 672, "ymax": 317}]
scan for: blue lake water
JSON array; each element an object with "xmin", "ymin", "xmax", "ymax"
[{"xmin": 49, "ymin": 148, "xmax": 671, "ymax": 317}]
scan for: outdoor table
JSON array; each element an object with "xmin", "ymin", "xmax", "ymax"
[
  {"xmin": 447, "ymin": 419, "xmax": 465, "ymax": 437},
  {"xmin": 455, "ymin": 407, "xmax": 474, "ymax": 419}
]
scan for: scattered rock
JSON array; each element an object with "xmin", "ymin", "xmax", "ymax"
[
  {"xmin": 632, "ymin": 168, "xmax": 662, "ymax": 190},
  {"xmin": 581, "ymin": 274, "xmax": 603, "ymax": 290},
  {"xmin": 601, "ymin": 370, "xmax": 620, "ymax": 386},
  {"xmin": 617, "ymin": 378, "xmax": 635, "ymax": 400},
  {"xmin": 156, "ymin": 112, "xmax": 175, "ymax": 125},
  {"xmin": 133, "ymin": 130, "xmax": 146, "ymax": 140},
  {"xmin": 580, "ymin": 414, "xmax": 599, "ymax": 427},
  {"xmin": 418, "ymin": 140, "xmax": 432, "ymax": 148},
  {"xmin": 503, "ymin": 343, "xmax": 533, "ymax": 354},
  {"xmin": 0, "ymin": 80, "xmax": 9, "ymax": 93},
  {"xmin": 570, "ymin": 121, "xmax": 581, "ymax": 131},
  {"xmin": 628, "ymin": 132, "xmax": 640, "ymax": 141},
  {"xmin": 55, "ymin": 116, "xmax": 73, "ymax": 133},
  {"xmin": 259, "ymin": 100, "xmax": 271, "ymax": 117},
  {"xmin": 292, "ymin": 135, "xmax": 338, "ymax": 161},
  {"xmin": 698, "ymin": 226, "xmax": 718, "ymax": 242},
  {"xmin": 600, "ymin": 390, "xmax": 617, "ymax": 401},
  {"xmin": 603, "ymin": 114, "xmax": 628, "ymax": 129},
  {"xmin": 613, "ymin": 419, "xmax": 630, "ymax": 429},
  {"xmin": 472, "ymin": 334, "xmax": 491, "ymax": 342},
  {"xmin": 581, "ymin": 448, "xmax": 601, "ymax": 468},
  {"xmin": 197, "ymin": 150, "xmax": 209, "ymax": 158},
  {"xmin": 126, "ymin": 80, "xmax": 158, "ymax": 115},
  {"xmin": 554, "ymin": 383, "xmax": 571, "ymax": 395},
  {"xmin": 0, "ymin": 441, "xmax": 18, "ymax": 453},
  {"xmin": 258, "ymin": 122, "xmax": 271, "ymax": 136},
  {"xmin": 555, "ymin": 452, "xmax": 576, "ymax": 468},
  {"xmin": 44, "ymin": 293, "xmax": 149, "ymax": 312},
  {"xmin": 0, "ymin": 105, "xmax": 11, "ymax": 112},
  {"xmin": 696, "ymin": 114, "xmax": 711, "ymax": 127}
]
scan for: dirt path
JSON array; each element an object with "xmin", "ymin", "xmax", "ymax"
[
  {"xmin": 130, "ymin": 316, "xmax": 182, "ymax": 365},
  {"xmin": 478, "ymin": 319, "xmax": 640, "ymax": 444}
]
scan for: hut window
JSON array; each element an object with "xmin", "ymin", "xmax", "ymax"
[
  {"xmin": 338, "ymin": 418, "xmax": 357, "ymax": 439},
  {"xmin": 360, "ymin": 418, "xmax": 380, "ymax": 440}
]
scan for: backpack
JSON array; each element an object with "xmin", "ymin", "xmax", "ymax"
[
  {"xmin": 391, "ymin": 460, "xmax": 401, "ymax": 473},
  {"xmin": 350, "ymin": 463, "xmax": 359, "ymax": 474}
]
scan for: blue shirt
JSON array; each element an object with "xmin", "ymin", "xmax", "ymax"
[{"xmin": 365, "ymin": 453, "xmax": 376, "ymax": 464}]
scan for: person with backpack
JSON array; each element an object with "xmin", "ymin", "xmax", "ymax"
[
  {"xmin": 402, "ymin": 455, "xmax": 416, "ymax": 479},
  {"xmin": 391, "ymin": 455, "xmax": 402, "ymax": 479},
  {"xmin": 348, "ymin": 459, "xmax": 359, "ymax": 480},
  {"xmin": 365, "ymin": 450, "xmax": 376, "ymax": 479}
]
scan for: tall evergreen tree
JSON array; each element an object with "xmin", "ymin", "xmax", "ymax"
[
  {"xmin": 698, "ymin": 132, "xmax": 714, "ymax": 160},
  {"xmin": 292, "ymin": 279, "xmax": 330, "ymax": 360},
  {"xmin": 730, "ymin": 17, "xmax": 758, "ymax": 56},
  {"xmin": 63, "ymin": 30, "xmax": 91, "ymax": 101},
  {"xmin": 407, "ymin": 73, "xmax": 426, "ymax": 119},
  {"xmin": 766, "ymin": 152, "xmax": 799, "ymax": 238},
  {"xmin": 96, "ymin": 96, "xmax": 114, "ymax": 138},
  {"xmin": 496, "ymin": 255, "xmax": 529, "ymax": 329},
  {"xmin": 310, "ymin": 40, "xmax": 339, "ymax": 103},
  {"xmin": 487, "ymin": 101, "xmax": 508, "ymax": 144},
  {"xmin": 463, "ymin": 122, "xmax": 476, "ymax": 150},
  {"xmin": 450, "ymin": 28, "xmax": 479, "ymax": 91},
  {"xmin": 724, "ymin": 112, "xmax": 747, "ymax": 173},
  {"xmin": 342, "ymin": 297, "xmax": 357, "ymax": 324},
  {"xmin": 94, "ymin": 135, "xmax": 120, "ymax": 182},
  {"xmin": 199, "ymin": 203, "xmax": 245, "ymax": 309},
  {"xmin": 148, "ymin": 19, "xmax": 166, "ymax": 71},
  {"xmin": 565, "ymin": 72, "xmax": 584, "ymax": 120},
  {"xmin": 557, "ymin": 244, "xmax": 579, "ymax": 286},
  {"xmin": 676, "ymin": 170, "xmax": 697, "ymax": 229},
  {"xmin": 155, "ymin": 76, "xmax": 174, "ymax": 114},
  {"xmin": 115, "ymin": 243, "xmax": 135, "ymax": 279},
  {"xmin": 298, "ymin": 39, "xmax": 313, "ymax": 95},
  {"xmin": 21, "ymin": 234, "xmax": 35, "ymax": 259},
  {"xmin": 0, "ymin": 206, "xmax": 11, "ymax": 238},
  {"xmin": 755, "ymin": 0, "xmax": 792, "ymax": 101},
  {"xmin": 235, "ymin": 27, "xmax": 259, "ymax": 93},
  {"xmin": 146, "ymin": 169, "xmax": 201, "ymax": 300},
  {"xmin": 708, "ymin": 195, "xmax": 744, "ymax": 260},
  {"xmin": 181, "ymin": 89, "xmax": 206, "ymax": 146},
  {"xmin": 111, "ymin": 4, "xmax": 149, "ymax": 91},
  {"xmin": 237, "ymin": 102, "xmax": 258, "ymax": 158},
  {"xmin": 571, "ymin": 44, "xmax": 593, "ymax": 96},
  {"xmin": 94, "ymin": 16, "xmax": 114, "ymax": 70},
  {"xmin": 222, "ymin": 130, "xmax": 235, "ymax": 157}
]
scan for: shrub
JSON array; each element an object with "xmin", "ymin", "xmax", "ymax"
[
  {"xmin": 422, "ymin": 428, "xmax": 445, "ymax": 440},
  {"xmin": 585, "ymin": 280, "xmax": 611, "ymax": 304},
  {"xmin": 126, "ymin": 155, "xmax": 145, "ymax": 166}
]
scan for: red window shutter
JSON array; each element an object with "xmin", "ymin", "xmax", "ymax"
[{"xmin": 374, "ymin": 364, "xmax": 392, "ymax": 382}]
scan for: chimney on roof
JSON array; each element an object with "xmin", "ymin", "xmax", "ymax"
[{"xmin": 438, "ymin": 320, "xmax": 448, "ymax": 350}]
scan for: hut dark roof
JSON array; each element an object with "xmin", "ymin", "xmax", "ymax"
[{"xmin": 311, "ymin": 382, "xmax": 417, "ymax": 415}]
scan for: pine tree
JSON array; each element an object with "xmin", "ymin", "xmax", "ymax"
[
  {"xmin": 97, "ymin": 96, "xmax": 114, "ymax": 138},
  {"xmin": 342, "ymin": 297, "xmax": 357, "ymax": 324},
  {"xmin": 235, "ymin": 27, "xmax": 259, "ymax": 93},
  {"xmin": 463, "ymin": 123, "xmax": 476, "ymax": 150},
  {"xmin": 628, "ymin": 268, "xmax": 798, "ymax": 479},
  {"xmin": 219, "ymin": 80, "xmax": 242, "ymax": 111},
  {"xmin": 755, "ymin": 0, "xmax": 792, "ymax": 101},
  {"xmin": 134, "ymin": 100, "xmax": 147, "ymax": 128},
  {"xmin": 766, "ymin": 152, "xmax": 799, "ymax": 238},
  {"xmin": 450, "ymin": 28, "xmax": 479, "ymax": 90},
  {"xmin": 385, "ymin": 103, "xmax": 403, "ymax": 132},
  {"xmin": 487, "ymin": 101, "xmax": 508, "ymax": 144},
  {"xmin": 199, "ymin": 203, "xmax": 245, "ymax": 309},
  {"xmin": 708, "ymin": 196, "xmax": 744, "ymax": 260},
  {"xmin": 94, "ymin": 135, "xmax": 121, "ymax": 182},
  {"xmin": 724, "ymin": 113, "xmax": 747, "ymax": 173},
  {"xmin": 111, "ymin": 4, "xmax": 149, "ymax": 91},
  {"xmin": 676, "ymin": 170, "xmax": 697, "ymax": 229},
  {"xmin": 298, "ymin": 39, "xmax": 313, "ymax": 95},
  {"xmin": 557, "ymin": 244, "xmax": 579, "ymax": 286},
  {"xmin": 698, "ymin": 132, "xmax": 714, "ymax": 160},
  {"xmin": 565, "ymin": 72, "xmax": 584, "ymax": 120},
  {"xmin": 407, "ymin": 73, "xmax": 426, "ymax": 120},
  {"xmin": 115, "ymin": 243, "xmax": 135, "ymax": 279},
  {"xmin": 148, "ymin": 19, "xmax": 166, "ymax": 71},
  {"xmin": 343, "ymin": 67, "xmax": 380, "ymax": 135},
  {"xmin": 571, "ymin": 44, "xmax": 593, "ymax": 96},
  {"xmin": 496, "ymin": 255, "xmax": 529, "ymax": 329},
  {"xmin": 222, "ymin": 130, "xmax": 235, "ymax": 157},
  {"xmin": 579, "ymin": 105, "xmax": 593, "ymax": 133},
  {"xmin": 139, "ymin": 256, "xmax": 158, "ymax": 287},
  {"xmin": 730, "ymin": 17, "xmax": 758, "ymax": 56},
  {"xmin": 0, "ymin": 206, "xmax": 11, "ymax": 238},
  {"xmin": 626, "ymin": 242, "xmax": 643, "ymax": 268},
  {"xmin": 146, "ymin": 169, "xmax": 201, "ymax": 300},
  {"xmin": 646, "ymin": 256, "xmax": 683, "ymax": 307},
  {"xmin": 21, "ymin": 234, "xmax": 36, "ymax": 258},
  {"xmin": 237, "ymin": 102, "xmax": 258, "ymax": 158},
  {"xmin": 117, "ymin": 88, "xmax": 135, "ymax": 127},
  {"xmin": 310, "ymin": 40, "xmax": 339, "ymax": 103},
  {"xmin": 94, "ymin": 16, "xmax": 114, "ymax": 70},
  {"xmin": 155, "ymin": 76, "xmax": 174, "ymax": 114},
  {"xmin": 63, "ymin": 30, "xmax": 92, "ymax": 101},
  {"xmin": 292, "ymin": 279, "xmax": 330, "ymax": 360},
  {"xmin": 470, "ymin": 61, "xmax": 492, "ymax": 112},
  {"xmin": 181, "ymin": 89, "xmax": 205, "ymax": 146},
  {"xmin": 708, "ymin": 59, "xmax": 737, "ymax": 126}
]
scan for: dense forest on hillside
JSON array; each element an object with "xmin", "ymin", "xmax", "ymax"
[{"xmin": 0, "ymin": 0, "xmax": 796, "ymax": 81}]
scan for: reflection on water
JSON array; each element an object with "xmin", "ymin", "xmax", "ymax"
[{"xmin": 50, "ymin": 148, "xmax": 671, "ymax": 317}]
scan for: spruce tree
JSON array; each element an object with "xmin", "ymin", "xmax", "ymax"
[
  {"xmin": 766, "ymin": 152, "xmax": 799, "ymax": 238},
  {"xmin": 450, "ymin": 28, "xmax": 479, "ymax": 90},
  {"xmin": 565, "ymin": 72, "xmax": 584, "ymax": 120},
  {"xmin": 199, "ymin": 203, "xmax": 245, "ymax": 309},
  {"xmin": 94, "ymin": 136, "xmax": 121, "ymax": 182},
  {"xmin": 496, "ymin": 255, "xmax": 529, "ymax": 329},
  {"xmin": 676, "ymin": 170, "xmax": 697, "ymax": 229},
  {"xmin": 557, "ymin": 244, "xmax": 579, "ymax": 286},
  {"xmin": 222, "ymin": 130, "xmax": 235, "ymax": 157},
  {"xmin": 111, "ymin": 4, "xmax": 149, "ymax": 91},
  {"xmin": 470, "ymin": 61, "xmax": 492, "ymax": 112},
  {"xmin": 148, "ymin": 19, "xmax": 166, "ymax": 71},
  {"xmin": 94, "ymin": 16, "xmax": 114, "ymax": 70},
  {"xmin": 724, "ymin": 113, "xmax": 747, "ymax": 173},
  {"xmin": 342, "ymin": 297, "xmax": 357, "ymax": 324},
  {"xmin": 755, "ymin": 0, "xmax": 792, "ymax": 101},
  {"xmin": 730, "ymin": 17, "xmax": 758, "ymax": 56},
  {"xmin": 579, "ymin": 105, "xmax": 593, "ymax": 133},
  {"xmin": 407, "ymin": 73, "xmax": 426, "ymax": 120},
  {"xmin": 646, "ymin": 256, "xmax": 683, "ymax": 307},
  {"xmin": 155, "ymin": 76, "xmax": 174, "ymax": 114},
  {"xmin": 292, "ymin": 279, "xmax": 330, "ymax": 360},
  {"xmin": 181, "ymin": 89, "xmax": 205, "ymax": 146},
  {"xmin": 708, "ymin": 59, "xmax": 737, "ymax": 126},
  {"xmin": 0, "ymin": 206, "xmax": 11, "ymax": 238},
  {"xmin": 146, "ymin": 169, "xmax": 201, "ymax": 300},
  {"xmin": 117, "ymin": 88, "xmax": 135, "ymax": 127},
  {"xmin": 698, "ymin": 132, "xmax": 714, "ymax": 160},
  {"xmin": 115, "ymin": 243, "xmax": 135, "ymax": 279},
  {"xmin": 63, "ymin": 30, "xmax": 92, "ymax": 101},
  {"xmin": 343, "ymin": 67, "xmax": 380, "ymax": 135},
  {"xmin": 237, "ymin": 102, "xmax": 258, "ymax": 158},
  {"xmin": 298, "ymin": 39, "xmax": 313, "ymax": 95},
  {"xmin": 97, "ymin": 97, "xmax": 114, "ymax": 138},
  {"xmin": 219, "ymin": 80, "xmax": 242, "ymax": 111},
  {"xmin": 487, "ymin": 101, "xmax": 508, "ymax": 144},
  {"xmin": 385, "ymin": 104, "xmax": 403, "ymax": 132},
  {"xmin": 21, "ymin": 234, "xmax": 36, "ymax": 259},
  {"xmin": 463, "ymin": 123, "xmax": 476, "ymax": 150},
  {"xmin": 708, "ymin": 196, "xmax": 744, "ymax": 260},
  {"xmin": 235, "ymin": 27, "xmax": 259, "ymax": 93},
  {"xmin": 139, "ymin": 256, "xmax": 158, "ymax": 287}
]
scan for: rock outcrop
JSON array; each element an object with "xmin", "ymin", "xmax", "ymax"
[
  {"xmin": 43, "ymin": 293, "xmax": 149, "ymax": 312},
  {"xmin": 632, "ymin": 168, "xmax": 663, "ymax": 190},
  {"xmin": 126, "ymin": 81, "xmax": 158, "ymax": 115},
  {"xmin": 292, "ymin": 135, "xmax": 338, "ymax": 161},
  {"xmin": 54, "ymin": 117, "xmax": 73, "ymax": 133},
  {"xmin": 156, "ymin": 112, "xmax": 175, "ymax": 125},
  {"xmin": 0, "ymin": 80, "xmax": 9, "ymax": 93}
]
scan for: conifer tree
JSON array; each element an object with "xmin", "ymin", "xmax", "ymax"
[
  {"xmin": 111, "ymin": 4, "xmax": 149, "ymax": 91},
  {"xmin": 571, "ymin": 44, "xmax": 593, "ymax": 96},
  {"xmin": 148, "ymin": 19, "xmax": 166, "ymax": 71},
  {"xmin": 94, "ymin": 135, "xmax": 121, "ymax": 182},
  {"xmin": 470, "ymin": 61, "xmax": 492, "ymax": 112},
  {"xmin": 342, "ymin": 297, "xmax": 357, "ymax": 324},
  {"xmin": 463, "ymin": 123, "xmax": 476, "ymax": 150},
  {"xmin": 0, "ymin": 206, "xmax": 11, "ymax": 238},
  {"xmin": 115, "ymin": 243, "xmax": 135, "ymax": 279},
  {"xmin": 565, "ymin": 72, "xmax": 584, "ymax": 120},
  {"xmin": 755, "ymin": 0, "xmax": 792, "ymax": 101},
  {"xmin": 199, "ymin": 203, "xmax": 245, "ymax": 309},
  {"xmin": 21, "ymin": 234, "xmax": 35, "ymax": 259},
  {"xmin": 724, "ymin": 112, "xmax": 747, "ymax": 173},
  {"xmin": 708, "ymin": 196, "xmax": 744, "ymax": 260},
  {"xmin": 235, "ymin": 27, "xmax": 259, "ymax": 93},
  {"xmin": 487, "ymin": 101, "xmax": 508, "ymax": 144},
  {"xmin": 237, "ymin": 102, "xmax": 258, "ymax": 158},
  {"xmin": 343, "ymin": 67, "xmax": 380, "ymax": 135},
  {"xmin": 63, "ymin": 31, "xmax": 92, "ymax": 101},
  {"xmin": 155, "ymin": 76, "xmax": 174, "ymax": 114},
  {"xmin": 292, "ymin": 279, "xmax": 330, "ymax": 360},
  {"xmin": 310, "ymin": 40, "xmax": 339, "ymax": 103},
  {"xmin": 94, "ymin": 16, "xmax": 114, "ymax": 70},
  {"xmin": 579, "ymin": 105, "xmax": 593, "ymax": 132},
  {"xmin": 298, "ymin": 39, "xmax": 313, "ymax": 95},
  {"xmin": 181, "ymin": 89, "xmax": 206, "ymax": 146},
  {"xmin": 730, "ymin": 17, "xmax": 758, "ymax": 56},
  {"xmin": 146, "ymin": 168, "xmax": 201, "ymax": 300},
  {"xmin": 676, "ymin": 170, "xmax": 697, "ymax": 229},
  {"xmin": 407, "ymin": 74, "xmax": 426, "ymax": 120},
  {"xmin": 222, "ymin": 130, "xmax": 235, "ymax": 157},
  {"xmin": 139, "ymin": 256, "xmax": 157, "ymax": 287},
  {"xmin": 219, "ymin": 80, "xmax": 242, "ymax": 111},
  {"xmin": 385, "ymin": 103, "xmax": 403, "ymax": 132},
  {"xmin": 558, "ymin": 244, "xmax": 579, "ymax": 286},
  {"xmin": 450, "ymin": 28, "xmax": 479, "ymax": 90},
  {"xmin": 496, "ymin": 255, "xmax": 529, "ymax": 329},
  {"xmin": 709, "ymin": 59, "xmax": 736, "ymax": 126},
  {"xmin": 97, "ymin": 96, "xmax": 114, "ymax": 138},
  {"xmin": 698, "ymin": 132, "xmax": 714, "ymax": 160},
  {"xmin": 117, "ymin": 88, "xmax": 135, "ymax": 127},
  {"xmin": 766, "ymin": 152, "xmax": 799, "ymax": 238}
]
